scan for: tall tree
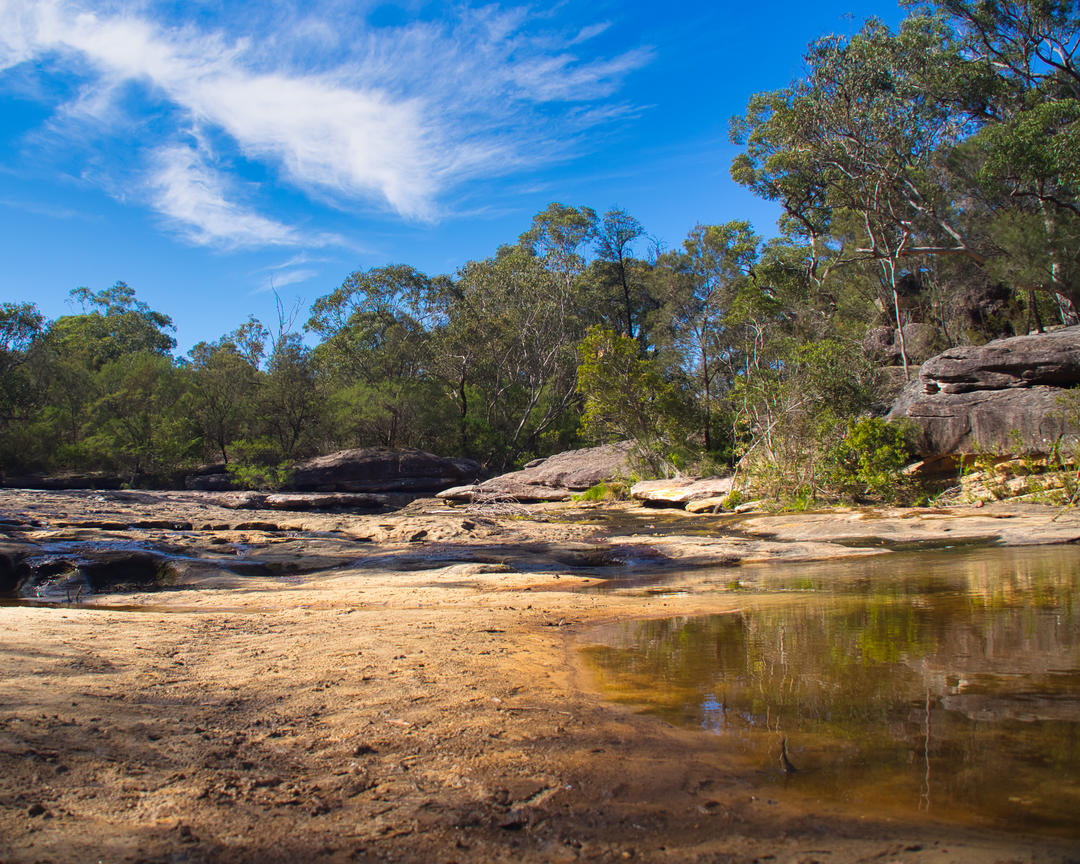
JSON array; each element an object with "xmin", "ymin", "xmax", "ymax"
[
  {"xmin": 187, "ymin": 319, "xmax": 268, "ymax": 464},
  {"xmin": 732, "ymin": 19, "xmax": 980, "ymax": 374},
  {"xmin": 654, "ymin": 222, "xmax": 759, "ymax": 453},
  {"xmin": 308, "ymin": 266, "xmax": 444, "ymax": 448},
  {"xmin": 54, "ymin": 282, "xmax": 177, "ymax": 368},
  {"xmin": 89, "ymin": 352, "xmax": 192, "ymax": 482},
  {"xmin": 590, "ymin": 208, "xmax": 656, "ymax": 345}
]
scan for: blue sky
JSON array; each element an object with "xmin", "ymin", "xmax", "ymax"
[{"xmin": 0, "ymin": 0, "xmax": 904, "ymax": 353}]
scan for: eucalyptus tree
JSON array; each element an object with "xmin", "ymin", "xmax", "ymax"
[
  {"xmin": 447, "ymin": 241, "xmax": 587, "ymax": 468},
  {"xmin": 733, "ymin": 3, "xmax": 1080, "ymax": 354},
  {"xmin": 53, "ymin": 282, "xmax": 177, "ymax": 368},
  {"xmin": 187, "ymin": 318, "xmax": 269, "ymax": 464},
  {"xmin": 90, "ymin": 351, "xmax": 193, "ymax": 482},
  {"xmin": 0, "ymin": 302, "xmax": 45, "ymax": 471},
  {"xmin": 308, "ymin": 265, "xmax": 448, "ymax": 449},
  {"xmin": 576, "ymin": 325, "xmax": 693, "ymax": 474},
  {"xmin": 33, "ymin": 283, "xmax": 179, "ymax": 469},
  {"xmin": 653, "ymin": 221, "xmax": 759, "ymax": 453},
  {"xmin": 261, "ymin": 332, "xmax": 325, "ymax": 461},
  {"xmin": 589, "ymin": 208, "xmax": 658, "ymax": 346},
  {"xmin": 928, "ymin": 0, "xmax": 1080, "ymax": 313},
  {"xmin": 0, "ymin": 303, "xmax": 44, "ymax": 424},
  {"xmin": 518, "ymin": 202, "xmax": 597, "ymax": 299},
  {"xmin": 732, "ymin": 19, "xmax": 979, "ymax": 375}
]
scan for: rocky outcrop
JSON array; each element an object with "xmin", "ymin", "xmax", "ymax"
[
  {"xmin": 185, "ymin": 464, "xmax": 233, "ymax": 491},
  {"xmin": 211, "ymin": 491, "xmax": 389, "ymax": 511},
  {"xmin": 188, "ymin": 448, "xmax": 480, "ymax": 494},
  {"xmin": 863, "ymin": 323, "xmax": 945, "ymax": 366},
  {"xmin": 1, "ymin": 472, "xmax": 124, "ymax": 490},
  {"xmin": 888, "ymin": 327, "xmax": 1080, "ymax": 456},
  {"xmin": 288, "ymin": 448, "xmax": 480, "ymax": 493},
  {"xmin": 630, "ymin": 477, "xmax": 734, "ymax": 507},
  {"xmin": 438, "ymin": 442, "xmax": 635, "ymax": 502}
]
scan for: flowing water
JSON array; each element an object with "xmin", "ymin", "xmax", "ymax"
[{"xmin": 579, "ymin": 545, "xmax": 1080, "ymax": 836}]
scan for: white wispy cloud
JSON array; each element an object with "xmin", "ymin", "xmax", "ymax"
[
  {"xmin": 252, "ymin": 268, "xmax": 319, "ymax": 294},
  {"xmin": 0, "ymin": 0, "xmax": 652, "ymax": 247},
  {"xmin": 149, "ymin": 145, "xmax": 310, "ymax": 248},
  {"xmin": 570, "ymin": 22, "xmax": 612, "ymax": 45}
]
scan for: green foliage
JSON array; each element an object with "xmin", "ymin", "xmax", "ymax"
[
  {"xmin": 87, "ymin": 351, "xmax": 195, "ymax": 482},
  {"xmin": 571, "ymin": 481, "xmax": 629, "ymax": 502},
  {"xmin": 652, "ymin": 221, "xmax": 759, "ymax": 453},
  {"xmin": 576, "ymin": 325, "xmax": 693, "ymax": 476},
  {"xmin": 55, "ymin": 282, "xmax": 176, "ymax": 369},
  {"xmin": 224, "ymin": 437, "xmax": 293, "ymax": 491},
  {"xmin": 825, "ymin": 417, "xmax": 918, "ymax": 501},
  {"xmin": 722, "ymin": 489, "xmax": 743, "ymax": 510},
  {"xmin": 187, "ymin": 329, "xmax": 265, "ymax": 464},
  {"xmin": 0, "ymin": 302, "xmax": 45, "ymax": 449},
  {"xmin": 732, "ymin": 338, "xmax": 882, "ymax": 504}
]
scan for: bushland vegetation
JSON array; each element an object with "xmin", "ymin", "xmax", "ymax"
[{"xmin": 2, "ymin": 1, "xmax": 1077, "ymax": 503}]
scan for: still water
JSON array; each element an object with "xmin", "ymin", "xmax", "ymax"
[{"xmin": 580, "ymin": 545, "xmax": 1080, "ymax": 836}]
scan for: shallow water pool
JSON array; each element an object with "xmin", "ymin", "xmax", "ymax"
[{"xmin": 580, "ymin": 544, "xmax": 1080, "ymax": 836}]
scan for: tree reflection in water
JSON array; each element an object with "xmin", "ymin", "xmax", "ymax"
[{"xmin": 581, "ymin": 545, "xmax": 1080, "ymax": 835}]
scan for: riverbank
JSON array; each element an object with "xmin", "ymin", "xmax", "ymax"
[{"xmin": 1, "ymin": 491, "xmax": 1078, "ymax": 863}]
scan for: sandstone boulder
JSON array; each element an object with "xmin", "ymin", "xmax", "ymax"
[
  {"xmin": 438, "ymin": 442, "xmax": 634, "ymax": 502},
  {"xmin": 918, "ymin": 328, "xmax": 1080, "ymax": 393},
  {"xmin": 287, "ymin": 448, "xmax": 479, "ymax": 493},
  {"xmin": 888, "ymin": 327, "xmax": 1080, "ymax": 456},
  {"xmin": 188, "ymin": 448, "xmax": 480, "ymax": 494},
  {"xmin": 863, "ymin": 323, "xmax": 945, "ymax": 365},
  {"xmin": 630, "ymin": 477, "xmax": 734, "ymax": 507}
]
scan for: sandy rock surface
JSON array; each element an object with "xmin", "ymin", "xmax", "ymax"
[
  {"xmin": 1, "ymin": 490, "xmax": 1077, "ymax": 863},
  {"xmin": 630, "ymin": 477, "xmax": 734, "ymax": 505}
]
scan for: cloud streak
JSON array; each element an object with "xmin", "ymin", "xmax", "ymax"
[
  {"xmin": 0, "ymin": 0, "xmax": 652, "ymax": 248},
  {"xmin": 149, "ymin": 145, "xmax": 308, "ymax": 249}
]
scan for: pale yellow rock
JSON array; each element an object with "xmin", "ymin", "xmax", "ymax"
[
  {"xmin": 685, "ymin": 496, "xmax": 728, "ymax": 513},
  {"xmin": 630, "ymin": 476, "xmax": 734, "ymax": 504}
]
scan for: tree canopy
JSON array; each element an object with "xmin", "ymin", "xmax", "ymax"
[{"xmin": 1, "ymin": 1, "xmax": 1075, "ymax": 501}]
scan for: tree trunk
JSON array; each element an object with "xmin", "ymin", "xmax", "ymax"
[{"xmin": 883, "ymin": 258, "xmax": 909, "ymax": 380}]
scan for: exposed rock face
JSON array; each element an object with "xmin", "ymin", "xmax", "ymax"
[
  {"xmin": 918, "ymin": 327, "xmax": 1080, "ymax": 393},
  {"xmin": 438, "ymin": 442, "xmax": 634, "ymax": 502},
  {"xmin": 287, "ymin": 448, "xmax": 479, "ymax": 493},
  {"xmin": 863, "ymin": 323, "xmax": 945, "ymax": 366},
  {"xmin": 1, "ymin": 472, "xmax": 124, "ymax": 490},
  {"xmin": 888, "ymin": 327, "xmax": 1080, "ymax": 455},
  {"xmin": 188, "ymin": 448, "xmax": 480, "ymax": 494},
  {"xmin": 630, "ymin": 477, "xmax": 734, "ymax": 507},
  {"xmin": 210, "ymin": 491, "xmax": 389, "ymax": 511},
  {"xmin": 185, "ymin": 464, "xmax": 233, "ymax": 491}
]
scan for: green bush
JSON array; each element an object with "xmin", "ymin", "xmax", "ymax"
[
  {"xmin": 224, "ymin": 437, "xmax": 293, "ymax": 491},
  {"xmin": 572, "ymin": 481, "xmax": 629, "ymax": 502},
  {"xmin": 825, "ymin": 417, "xmax": 917, "ymax": 502}
]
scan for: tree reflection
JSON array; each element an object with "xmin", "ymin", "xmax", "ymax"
[{"xmin": 582, "ymin": 547, "xmax": 1080, "ymax": 834}]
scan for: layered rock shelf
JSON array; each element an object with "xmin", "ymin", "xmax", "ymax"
[{"xmin": 888, "ymin": 326, "xmax": 1080, "ymax": 456}]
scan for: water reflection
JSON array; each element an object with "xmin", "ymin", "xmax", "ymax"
[{"xmin": 581, "ymin": 545, "xmax": 1080, "ymax": 835}]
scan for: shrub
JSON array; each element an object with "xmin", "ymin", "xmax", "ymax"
[
  {"xmin": 825, "ymin": 417, "xmax": 917, "ymax": 502},
  {"xmin": 572, "ymin": 481, "xmax": 629, "ymax": 502},
  {"xmin": 224, "ymin": 437, "xmax": 293, "ymax": 491}
]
